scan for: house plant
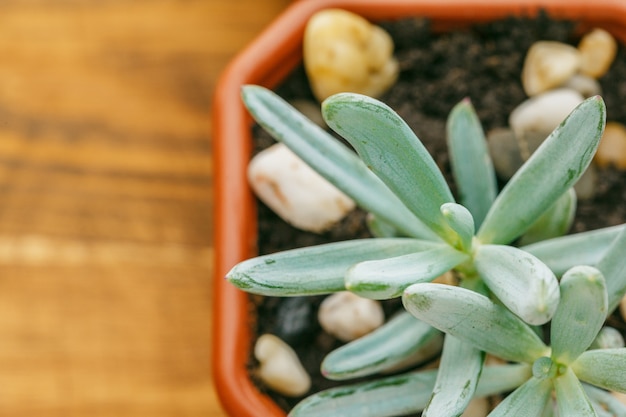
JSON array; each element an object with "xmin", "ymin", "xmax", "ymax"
[
  {"xmin": 211, "ymin": 0, "xmax": 626, "ymax": 416},
  {"xmin": 231, "ymin": 85, "xmax": 626, "ymax": 416}
]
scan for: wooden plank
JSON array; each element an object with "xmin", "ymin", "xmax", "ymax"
[{"xmin": 0, "ymin": 0, "xmax": 291, "ymax": 415}]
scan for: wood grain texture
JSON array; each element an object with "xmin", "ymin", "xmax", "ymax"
[{"xmin": 0, "ymin": 0, "xmax": 290, "ymax": 415}]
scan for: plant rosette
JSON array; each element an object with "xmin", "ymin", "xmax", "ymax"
[
  {"xmin": 231, "ymin": 83, "xmax": 626, "ymax": 417},
  {"xmin": 212, "ymin": 1, "xmax": 626, "ymax": 416}
]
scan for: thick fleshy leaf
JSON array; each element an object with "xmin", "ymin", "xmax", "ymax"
[
  {"xmin": 440, "ymin": 202, "xmax": 475, "ymax": 252},
  {"xmin": 474, "ymin": 364, "xmax": 532, "ymax": 397},
  {"xmin": 290, "ymin": 365, "xmax": 530, "ymax": 417},
  {"xmin": 288, "ymin": 369, "xmax": 439, "ymax": 417},
  {"xmin": 345, "ymin": 244, "xmax": 469, "ymax": 299},
  {"xmin": 572, "ymin": 348, "xmax": 626, "ymax": 392},
  {"xmin": 478, "ymin": 96, "xmax": 606, "ymax": 245},
  {"xmin": 551, "ymin": 266, "xmax": 607, "ymax": 365},
  {"xmin": 322, "ymin": 93, "xmax": 456, "ymax": 242},
  {"xmin": 554, "ymin": 367, "xmax": 597, "ymax": 417},
  {"xmin": 523, "ymin": 224, "xmax": 625, "ymax": 276},
  {"xmin": 589, "ymin": 400, "xmax": 616, "ymax": 417},
  {"xmin": 227, "ymin": 238, "xmax": 435, "ymax": 296},
  {"xmin": 541, "ymin": 401, "xmax": 557, "ymax": 417},
  {"xmin": 366, "ymin": 214, "xmax": 402, "ymax": 238},
  {"xmin": 473, "ymin": 244, "xmax": 560, "ymax": 325},
  {"xmin": 446, "ymin": 98, "xmax": 497, "ymax": 228},
  {"xmin": 488, "ymin": 377, "xmax": 553, "ymax": 417},
  {"xmin": 422, "ymin": 336, "xmax": 484, "ymax": 417},
  {"xmin": 321, "ymin": 312, "xmax": 442, "ymax": 380},
  {"xmin": 518, "ymin": 188, "xmax": 577, "ymax": 246},
  {"xmin": 241, "ymin": 85, "xmax": 437, "ymax": 240},
  {"xmin": 583, "ymin": 383, "xmax": 626, "ymax": 416},
  {"xmin": 595, "ymin": 224, "xmax": 626, "ymax": 313},
  {"xmin": 403, "ymin": 283, "xmax": 548, "ymax": 363}
]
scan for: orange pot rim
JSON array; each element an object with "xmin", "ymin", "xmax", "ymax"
[{"xmin": 211, "ymin": 1, "xmax": 626, "ymax": 416}]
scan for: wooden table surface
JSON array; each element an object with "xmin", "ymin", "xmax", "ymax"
[{"xmin": 0, "ymin": 0, "xmax": 290, "ymax": 415}]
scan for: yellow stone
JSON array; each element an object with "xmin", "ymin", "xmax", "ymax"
[
  {"xmin": 595, "ymin": 121, "xmax": 626, "ymax": 170},
  {"xmin": 522, "ymin": 41, "xmax": 581, "ymax": 96},
  {"xmin": 254, "ymin": 334, "xmax": 311, "ymax": 397},
  {"xmin": 303, "ymin": 9, "xmax": 399, "ymax": 101},
  {"xmin": 578, "ymin": 28, "xmax": 617, "ymax": 78},
  {"xmin": 432, "ymin": 271, "xmax": 458, "ymax": 286}
]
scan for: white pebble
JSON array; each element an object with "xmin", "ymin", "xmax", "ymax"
[
  {"xmin": 509, "ymin": 89, "xmax": 584, "ymax": 139},
  {"xmin": 487, "ymin": 128, "xmax": 548, "ymax": 179},
  {"xmin": 522, "ymin": 41, "xmax": 581, "ymax": 96},
  {"xmin": 248, "ymin": 143, "xmax": 355, "ymax": 233},
  {"xmin": 487, "ymin": 128, "xmax": 525, "ymax": 180},
  {"xmin": 303, "ymin": 9, "xmax": 398, "ymax": 101},
  {"xmin": 573, "ymin": 164, "xmax": 597, "ymax": 201},
  {"xmin": 592, "ymin": 326, "xmax": 625, "ymax": 350},
  {"xmin": 254, "ymin": 334, "xmax": 311, "ymax": 397},
  {"xmin": 560, "ymin": 74, "xmax": 602, "ymax": 98},
  {"xmin": 318, "ymin": 291, "xmax": 385, "ymax": 342},
  {"xmin": 578, "ymin": 28, "xmax": 617, "ymax": 79}
]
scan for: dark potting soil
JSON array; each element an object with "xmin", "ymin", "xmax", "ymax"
[{"xmin": 249, "ymin": 12, "xmax": 626, "ymax": 415}]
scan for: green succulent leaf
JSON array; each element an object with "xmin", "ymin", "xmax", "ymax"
[
  {"xmin": 474, "ymin": 363, "xmax": 532, "ymax": 397},
  {"xmin": 595, "ymin": 224, "xmax": 626, "ymax": 313},
  {"xmin": 473, "ymin": 244, "xmax": 560, "ymax": 325},
  {"xmin": 288, "ymin": 369, "xmax": 439, "ymax": 417},
  {"xmin": 345, "ymin": 244, "xmax": 469, "ymax": 299},
  {"xmin": 583, "ymin": 383, "xmax": 626, "ymax": 417},
  {"xmin": 522, "ymin": 224, "xmax": 625, "ymax": 276},
  {"xmin": 322, "ymin": 93, "xmax": 456, "ymax": 243},
  {"xmin": 226, "ymin": 238, "xmax": 434, "ymax": 296},
  {"xmin": 488, "ymin": 376, "xmax": 553, "ymax": 417},
  {"xmin": 446, "ymin": 98, "xmax": 497, "ymax": 228},
  {"xmin": 589, "ymin": 400, "xmax": 617, "ymax": 417},
  {"xmin": 290, "ymin": 365, "xmax": 531, "ymax": 417},
  {"xmin": 551, "ymin": 266, "xmax": 608, "ymax": 365},
  {"xmin": 321, "ymin": 312, "xmax": 442, "ymax": 380},
  {"xmin": 422, "ymin": 336, "xmax": 484, "ymax": 417},
  {"xmin": 440, "ymin": 202, "xmax": 475, "ymax": 252},
  {"xmin": 402, "ymin": 283, "xmax": 549, "ymax": 363},
  {"xmin": 572, "ymin": 348, "xmax": 626, "ymax": 392},
  {"xmin": 541, "ymin": 400, "xmax": 556, "ymax": 417},
  {"xmin": 554, "ymin": 367, "xmax": 598, "ymax": 417},
  {"xmin": 366, "ymin": 214, "xmax": 402, "ymax": 238},
  {"xmin": 478, "ymin": 96, "xmax": 606, "ymax": 245},
  {"xmin": 518, "ymin": 188, "xmax": 577, "ymax": 246},
  {"xmin": 241, "ymin": 85, "xmax": 437, "ymax": 240}
]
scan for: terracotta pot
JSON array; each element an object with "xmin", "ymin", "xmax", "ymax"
[{"xmin": 211, "ymin": 0, "xmax": 626, "ymax": 415}]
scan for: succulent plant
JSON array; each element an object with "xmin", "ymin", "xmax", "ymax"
[
  {"xmin": 226, "ymin": 85, "xmax": 626, "ymax": 416},
  {"xmin": 293, "ymin": 231, "xmax": 626, "ymax": 416}
]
